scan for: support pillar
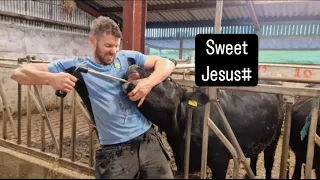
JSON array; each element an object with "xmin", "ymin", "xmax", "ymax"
[
  {"xmin": 122, "ymin": 0, "xmax": 147, "ymax": 53},
  {"xmin": 179, "ymin": 39, "xmax": 183, "ymax": 59}
]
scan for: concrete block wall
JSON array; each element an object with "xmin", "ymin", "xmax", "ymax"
[{"xmin": 0, "ymin": 23, "xmax": 91, "ymax": 115}]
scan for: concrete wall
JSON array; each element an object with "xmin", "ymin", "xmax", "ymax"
[
  {"xmin": 0, "ymin": 146, "xmax": 94, "ymax": 179},
  {"xmin": 0, "ymin": 23, "xmax": 91, "ymax": 115}
]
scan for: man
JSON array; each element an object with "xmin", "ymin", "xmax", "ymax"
[{"xmin": 10, "ymin": 16, "xmax": 175, "ymax": 179}]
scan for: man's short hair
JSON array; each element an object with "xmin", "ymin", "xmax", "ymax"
[{"xmin": 90, "ymin": 16, "xmax": 122, "ymax": 38}]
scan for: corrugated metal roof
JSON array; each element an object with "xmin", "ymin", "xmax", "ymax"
[
  {"xmin": 145, "ymin": 36, "xmax": 320, "ymax": 50},
  {"xmin": 92, "ymin": 1, "xmax": 320, "ymax": 24}
]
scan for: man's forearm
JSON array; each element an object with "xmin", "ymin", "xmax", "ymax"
[
  {"xmin": 146, "ymin": 58, "xmax": 175, "ymax": 86},
  {"xmin": 11, "ymin": 66, "xmax": 54, "ymax": 85}
]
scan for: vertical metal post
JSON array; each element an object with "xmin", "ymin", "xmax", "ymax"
[
  {"xmin": 214, "ymin": 0, "xmax": 223, "ymax": 34},
  {"xmin": 71, "ymin": 89, "xmax": 77, "ymax": 161},
  {"xmin": 17, "ymin": 73, "xmax": 21, "ymax": 144},
  {"xmin": 200, "ymin": 89, "xmax": 210, "ymax": 179},
  {"xmin": 184, "ymin": 106, "xmax": 193, "ymax": 179},
  {"xmin": 305, "ymin": 97, "xmax": 319, "ymax": 179},
  {"xmin": 59, "ymin": 96, "xmax": 64, "ymax": 157},
  {"xmin": 279, "ymin": 101, "xmax": 293, "ymax": 178},
  {"xmin": 26, "ymin": 57, "xmax": 32, "ymax": 147}
]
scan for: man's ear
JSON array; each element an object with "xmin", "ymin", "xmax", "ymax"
[{"xmin": 89, "ymin": 35, "xmax": 95, "ymax": 45}]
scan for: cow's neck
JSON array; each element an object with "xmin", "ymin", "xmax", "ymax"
[{"xmin": 164, "ymin": 101, "xmax": 188, "ymax": 158}]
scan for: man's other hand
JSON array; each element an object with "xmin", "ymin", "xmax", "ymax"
[{"xmin": 128, "ymin": 78, "xmax": 155, "ymax": 107}]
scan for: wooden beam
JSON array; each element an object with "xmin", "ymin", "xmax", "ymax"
[
  {"xmin": 246, "ymin": 0, "xmax": 261, "ymax": 31},
  {"xmin": 75, "ymin": 1, "xmax": 100, "ymax": 17},
  {"xmin": 122, "ymin": 0, "xmax": 147, "ymax": 53}
]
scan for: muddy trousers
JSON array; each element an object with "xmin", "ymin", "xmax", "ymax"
[{"xmin": 95, "ymin": 127, "xmax": 174, "ymax": 179}]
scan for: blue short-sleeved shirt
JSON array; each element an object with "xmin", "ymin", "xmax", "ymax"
[{"xmin": 47, "ymin": 50, "xmax": 152, "ymax": 145}]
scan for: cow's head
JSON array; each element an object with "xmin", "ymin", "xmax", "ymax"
[{"xmin": 122, "ymin": 62, "xmax": 210, "ymax": 173}]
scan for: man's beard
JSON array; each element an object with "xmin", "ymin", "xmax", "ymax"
[{"xmin": 95, "ymin": 47, "xmax": 114, "ymax": 65}]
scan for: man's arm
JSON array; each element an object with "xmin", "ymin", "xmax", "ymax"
[
  {"xmin": 11, "ymin": 63, "xmax": 54, "ymax": 85},
  {"xmin": 143, "ymin": 55, "xmax": 176, "ymax": 86},
  {"xmin": 10, "ymin": 59, "xmax": 78, "ymax": 93}
]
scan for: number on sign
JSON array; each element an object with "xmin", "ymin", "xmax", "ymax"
[
  {"xmin": 294, "ymin": 68, "xmax": 313, "ymax": 78},
  {"xmin": 258, "ymin": 65, "xmax": 267, "ymax": 73}
]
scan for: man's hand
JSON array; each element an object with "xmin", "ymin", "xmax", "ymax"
[
  {"xmin": 48, "ymin": 72, "xmax": 78, "ymax": 93},
  {"xmin": 128, "ymin": 78, "xmax": 155, "ymax": 107}
]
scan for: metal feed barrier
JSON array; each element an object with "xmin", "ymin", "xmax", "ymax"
[
  {"xmin": 0, "ymin": 2, "xmax": 319, "ymax": 179},
  {"xmin": 171, "ymin": 0, "xmax": 320, "ymax": 178},
  {"xmin": 0, "ymin": 56, "xmax": 97, "ymax": 176},
  {"xmin": 173, "ymin": 62, "xmax": 320, "ymax": 179},
  {"xmin": 1, "ymin": 55, "xmax": 320, "ymax": 179}
]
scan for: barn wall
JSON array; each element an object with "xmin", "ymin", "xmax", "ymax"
[{"xmin": 0, "ymin": 0, "xmax": 95, "ymax": 114}]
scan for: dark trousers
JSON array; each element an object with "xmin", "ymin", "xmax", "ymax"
[{"xmin": 95, "ymin": 127, "xmax": 174, "ymax": 179}]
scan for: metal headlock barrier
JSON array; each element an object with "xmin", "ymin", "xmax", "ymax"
[
  {"xmin": 0, "ymin": 55, "xmax": 97, "ymax": 176},
  {"xmin": 172, "ymin": 63, "xmax": 320, "ymax": 179},
  {"xmin": 0, "ymin": 1, "xmax": 319, "ymax": 179},
  {"xmin": 1, "ymin": 56, "xmax": 320, "ymax": 179},
  {"xmin": 170, "ymin": 0, "xmax": 320, "ymax": 179}
]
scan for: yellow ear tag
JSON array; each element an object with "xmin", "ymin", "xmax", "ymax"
[
  {"xmin": 114, "ymin": 61, "xmax": 121, "ymax": 69},
  {"xmin": 188, "ymin": 100, "xmax": 198, "ymax": 107}
]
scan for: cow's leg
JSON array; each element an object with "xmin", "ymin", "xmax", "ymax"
[
  {"xmin": 264, "ymin": 128, "xmax": 281, "ymax": 179},
  {"xmin": 207, "ymin": 156, "xmax": 229, "ymax": 179},
  {"xmin": 292, "ymin": 153, "xmax": 303, "ymax": 179},
  {"xmin": 263, "ymin": 141, "xmax": 277, "ymax": 179}
]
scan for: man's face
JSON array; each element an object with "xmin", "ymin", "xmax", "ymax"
[{"xmin": 92, "ymin": 33, "xmax": 121, "ymax": 65}]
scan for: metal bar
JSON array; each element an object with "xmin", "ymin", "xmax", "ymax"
[
  {"xmin": 200, "ymin": 101, "xmax": 210, "ymax": 179},
  {"xmin": 175, "ymin": 63, "xmax": 320, "ymax": 70},
  {"xmin": 0, "ymin": 139, "xmax": 95, "ymax": 176},
  {"xmin": 200, "ymin": 0, "xmax": 223, "ymax": 178},
  {"xmin": 17, "ymin": 82, "xmax": 22, "ymax": 144},
  {"xmin": 87, "ymin": 69, "xmax": 128, "ymax": 83},
  {"xmin": 305, "ymin": 97, "xmax": 319, "ymax": 179},
  {"xmin": 175, "ymin": 64, "xmax": 195, "ymax": 69},
  {"xmin": 0, "ymin": 63, "xmax": 19, "ymax": 69},
  {"xmin": 279, "ymin": 102, "xmax": 293, "ymax": 178},
  {"xmin": 59, "ymin": 97, "xmax": 64, "ymax": 158},
  {"xmin": 207, "ymin": 118, "xmax": 240, "ymax": 179},
  {"xmin": 0, "ymin": 82, "xmax": 17, "ymax": 138},
  {"xmin": 213, "ymin": 100, "xmax": 255, "ymax": 178},
  {"xmin": 2, "ymin": 106, "xmax": 7, "ymax": 140},
  {"xmin": 71, "ymin": 90, "xmax": 76, "ymax": 162},
  {"xmin": 171, "ymin": 71, "xmax": 320, "ymax": 84},
  {"xmin": 33, "ymin": 85, "xmax": 59, "ymax": 152},
  {"xmin": 41, "ymin": 111, "xmax": 45, "ymax": 151},
  {"xmin": 26, "ymin": 52, "xmax": 32, "ymax": 147},
  {"xmin": 214, "ymin": 0, "xmax": 223, "ymax": 34},
  {"xmin": 89, "ymin": 126, "xmax": 94, "ymax": 167},
  {"xmin": 27, "ymin": 88, "xmax": 32, "ymax": 147},
  {"xmin": 173, "ymin": 79, "xmax": 320, "ymax": 97},
  {"xmin": 184, "ymin": 106, "xmax": 193, "ymax": 179}
]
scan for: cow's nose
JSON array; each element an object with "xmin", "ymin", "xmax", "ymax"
[{"xmin": 122, "ymin": 83, "xmax": 129, "ymax": 94}]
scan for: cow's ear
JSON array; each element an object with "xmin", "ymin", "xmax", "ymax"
[{"xmin": 183, "ymin": 91, "xmax": 210, "ymax": 106}]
